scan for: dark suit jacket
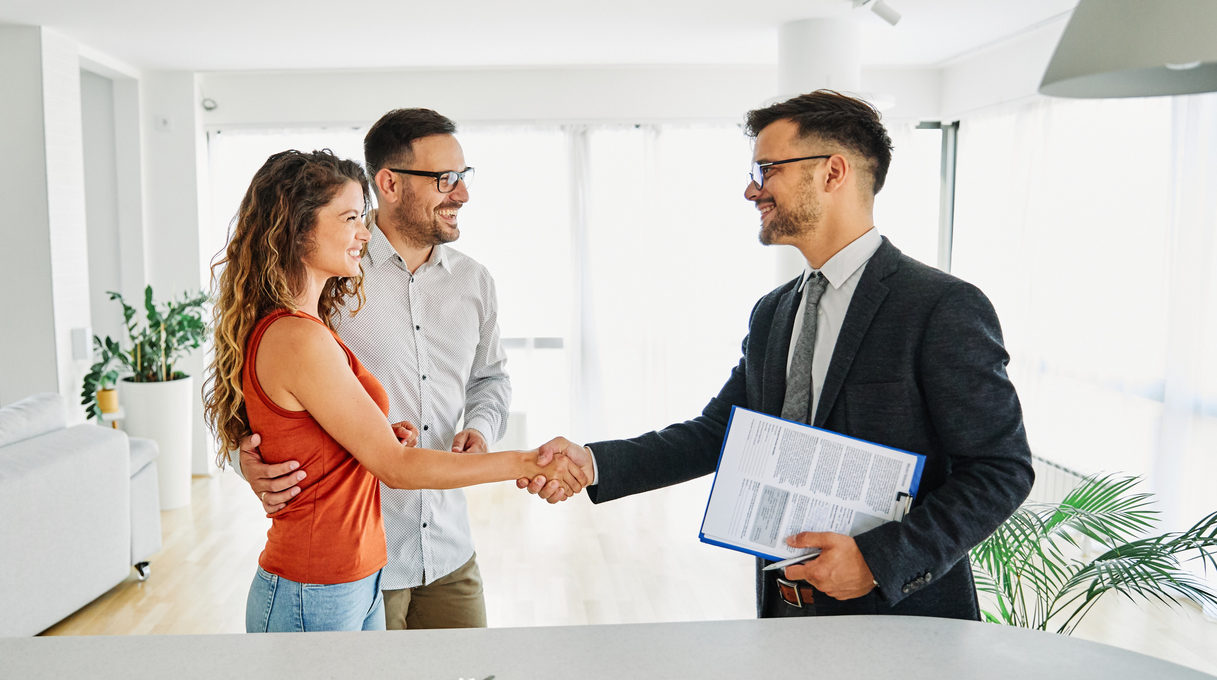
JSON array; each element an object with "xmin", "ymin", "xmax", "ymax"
[{"xmin": 588, "ymin": 237, "xmax": 1034, "ymax": 620}]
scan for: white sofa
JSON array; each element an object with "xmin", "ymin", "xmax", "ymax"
[{"xmin": 0, "ymin": 393, "xmax": 162, "ymax": 637}]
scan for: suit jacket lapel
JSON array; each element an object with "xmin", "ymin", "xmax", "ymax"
[
  {"xmin": 813, "ymin": 238, "xmax": 899, "ymax": 427},
  {"xmin": 762, "ymin": 280, "xmax": 802, "ymax": 415}
]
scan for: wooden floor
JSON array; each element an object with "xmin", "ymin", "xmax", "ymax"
[{"xmin": 42, "ymin": 473, "xmax": 1217, "ymax": 676}]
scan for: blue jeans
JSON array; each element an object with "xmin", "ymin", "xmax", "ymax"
[{"xmin": 246, "ymin": 566, "xmax": 385, "ymax": 632}]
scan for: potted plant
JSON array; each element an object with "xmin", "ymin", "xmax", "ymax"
[
  {"xmin": 970, "ymin": 473, "xmax": 1217, "ymax": 635},
  {"xmin": 108, "ymin": 286, "xmax": 209, "ymax": 383},
  {"xmin": 99, "ymin": 286, "xmax": 208, "ymax": 509},
  {"xmin": 80, "ymin": 336, "xmax": 125, "ymax": 420}
]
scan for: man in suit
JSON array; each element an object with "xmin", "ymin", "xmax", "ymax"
[{"xmin": 523, "ymin": 90, "xmax": 1034, "ymax": 619}]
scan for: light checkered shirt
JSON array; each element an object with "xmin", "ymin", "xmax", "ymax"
[{"xmin": 332, "ymin": 223, "xmax": 511, "ymax": 590}]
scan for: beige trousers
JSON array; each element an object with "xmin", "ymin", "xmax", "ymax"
[{"xmin": 381, "ymin": 553, "xmax": 487, "ymax": 630}]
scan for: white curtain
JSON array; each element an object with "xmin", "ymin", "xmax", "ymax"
[
  {"xmin": 574, "ymin": 124, "xmax": 772, "ymax": 442},
  {"xmin": 951, "ymin": 95, "xmax": 1217, "ymax": 544},
  {"xmin": 874, "ymin": 120, "xmax": 943, "ymax": 268}
]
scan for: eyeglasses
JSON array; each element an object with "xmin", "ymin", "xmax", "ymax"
[
  {"xmin": 388, "ymin": 166, "xmax": 475, "ymax": 193},
  {"xmin": 749, "ymin": 155, "xmax": 830, "ymax": 189}
]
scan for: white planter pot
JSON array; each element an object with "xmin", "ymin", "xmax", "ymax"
[{"xmin": 121, "ymin": 376, "xmax": 194, "ymax": 510}]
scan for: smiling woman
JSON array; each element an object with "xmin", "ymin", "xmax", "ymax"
[{"xmin": 200, "ymin": 148, "xmax": 584, "ymax": 633}]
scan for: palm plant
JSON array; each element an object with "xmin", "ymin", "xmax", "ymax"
[{"xmin": 970, "ymin": 473, "xmax": 1217, "ymax": 635}]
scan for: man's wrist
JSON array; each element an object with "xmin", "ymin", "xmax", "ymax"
[
  {"xmin": 462, "ymin": 418, "xmax": 494, "ymax": 446},
  {"xmin": 584, "ymin": 444, "xmax": 599, "ymax": 486}
]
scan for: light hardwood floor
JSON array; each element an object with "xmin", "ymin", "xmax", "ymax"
[{"xmin": 42, "ymin": 473, "xmax": 1217, "ymax": 676}]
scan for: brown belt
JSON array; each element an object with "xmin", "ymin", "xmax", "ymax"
[{"xmin": 776, "ymin": 578, "xmax": 815, "ymax": 608}]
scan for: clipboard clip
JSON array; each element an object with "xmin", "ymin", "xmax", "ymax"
[{"xmin": 895, "ymin": 491, "xmax": 914, "ymax": 519}]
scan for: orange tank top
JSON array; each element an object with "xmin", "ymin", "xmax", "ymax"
[{"xmin": 242, "ymin": 309, "xmax": 389, "ymax": 584}]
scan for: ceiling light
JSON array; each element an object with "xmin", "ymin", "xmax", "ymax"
[
  {"xmin": 1040, "ymin": 0, "xmax": 1217, "ymax": 98},
  {"xmin": 852, "ymin": 0, "xmax": 901, "ymax": 27}
]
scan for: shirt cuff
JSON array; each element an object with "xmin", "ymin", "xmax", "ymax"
[
  {"xmin": 227, "ymin": 448, "xmax": 246, "ymax": 480},
  {"xmin": 585, "ymin": 444, "xmax": 599, "ymax": 486},
  {"xmin": 461, "ymin": 417, "xmax": 494, "ymax": 446}
]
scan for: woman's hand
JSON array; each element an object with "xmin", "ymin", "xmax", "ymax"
[
  {"xmin": 528, "ymin": 450, "xmax": 588, "ymax": 497},
  {"xmin": 391, "ymin": 420, "xmax": 419, "ymax": 447}
]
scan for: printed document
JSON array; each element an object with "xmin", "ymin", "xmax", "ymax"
[{"xmin": 699, "ymin": 407, "xmax": 925, "ymax": 562}]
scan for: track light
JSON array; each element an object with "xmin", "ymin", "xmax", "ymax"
[{"xmin": 852, "ymin": 0, "xmax": 901, "ymax": 27}]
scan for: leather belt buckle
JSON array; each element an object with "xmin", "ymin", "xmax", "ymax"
[{"xmin": 776, "ymin": 577, "xmax": 815, "ymax": 608}]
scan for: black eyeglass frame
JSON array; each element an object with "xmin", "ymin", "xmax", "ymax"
[
  {"xmin": 388, "ymin": 166, "xmax": 475, "ymax": 193},
  {"xmin": 749, "ymin": 155, "xmax": 831, "ymax": 189}
]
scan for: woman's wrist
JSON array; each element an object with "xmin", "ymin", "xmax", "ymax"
[{"xmin": 515, "ymin": 450, "xmax": 536, "ymax": 478}]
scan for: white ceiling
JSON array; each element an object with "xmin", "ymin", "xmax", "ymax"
[{"xmin": 0, "ymin": 0, "xmax": 1077, "ymax": 72}]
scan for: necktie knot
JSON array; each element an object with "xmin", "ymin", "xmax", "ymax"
[{"xmin": 805, "ymin": 272, "xmax": 829, "ymax": 306}]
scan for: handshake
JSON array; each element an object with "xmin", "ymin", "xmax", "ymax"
[{"xmin": 516, "ymin": 437, "xmax": 596, "ymax": 503}]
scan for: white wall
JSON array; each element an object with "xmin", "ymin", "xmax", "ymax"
[
  {"xmin": 939, "ymin": 14, "xmax": 1069, "ymax": 120},
  {"xmin": 197, "ymin": 65, "xmax": 950, "ymax": 130},
  {"xmin": 199, "ymin": 66, "xmax": 777, "ymax": 128},
  {"xmin": 0, "ymin": 26, "xmax": 92, "ymax": 414},
  {"xmin": 0, "ymin": 26, "xmax": 57, "ymax": 405},
  {"xmin": 81, "ymin": 69, "xmax": 125, "ymax": 343},
  {"xmin": 140, "ymin": 70, "xmax": 216, "ymax": 474},
  {"xmin": 79, "ymin": 47, "xmax": 150, "ymax": 315}
]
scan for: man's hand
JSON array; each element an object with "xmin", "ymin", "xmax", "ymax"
[
  {"xmin": 392, "ymin": 420, "xmax": 419, "ymax": 447},
  {"xmin": 451, "ymin": 428, "xmax": 488, "ymax": 453},
  {"xmin": 782, "ymin": 532, "xmax": 876, "ymax": 600},
  {"xmin": 240, "ymin": 433, "xmax": 305, "ymax": 515},
  {"xmin": 515, "ymin": 436, "xmax": 595, "ymax": 504}
]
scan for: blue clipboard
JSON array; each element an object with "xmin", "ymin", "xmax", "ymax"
[{"xmin": 697, "ymin": 406, "xmax": 926, "ymax": 562}]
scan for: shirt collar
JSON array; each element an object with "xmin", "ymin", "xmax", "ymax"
[
  {"xmin": 799, "ymin": 227, "xmax": 882, "ymax": 291},
  {"xmin": 365, "ymin": 220, "xmax": 450, "ymax": 273}
]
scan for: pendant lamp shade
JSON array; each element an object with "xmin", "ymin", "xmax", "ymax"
[{"xmin": 1040, "ymin": 0, "xmax": 1217, "ymax": 98}]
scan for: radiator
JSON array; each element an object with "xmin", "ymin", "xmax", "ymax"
[{"xmin": 1026, "ymin": 454, "xmax": 1090, "ymax": 506}]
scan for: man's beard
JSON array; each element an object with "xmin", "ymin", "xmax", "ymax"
[
  {"xmin": 384, "ymin": 188, "xmax": 461, "ymax": 249},
  {"xmin": 758, "ymin": 186, "xmax": 821, "ymax": 245}
]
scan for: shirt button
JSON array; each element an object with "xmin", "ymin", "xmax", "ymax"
[
  {"xmin": 423, "ymin": 425, "xmax": 429, "ymax": 431},
  {"xmin": 415, "ymin": 325, "xmax": 421, "ymax": 331},
  {"xmin": 421, "ymin": 375, "xmax": 427, "ymax": 381},
  {"xmin": 422, "ymin": 522, "xmax": 428, "ymax": 528}
]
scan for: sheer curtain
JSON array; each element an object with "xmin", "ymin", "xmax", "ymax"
[
  {"xmin": 951, "ymin": 95, "xmax": 1217, "ymax": 548},
  {"xmin": 574, "ymin": 124, "xmax": 773, "ymax": 442},
  {"xmin": 874, "ymin": 120, "xmax": 942, "ymax": 268}
]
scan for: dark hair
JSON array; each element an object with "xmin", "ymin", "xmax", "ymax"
[
  {"xmin": 204, "ymin": 149, "xmax": 369, "ymax": 464},
  {"xmin": 745, "ymin": 90, "xmax": 893, "ymax": 195},
  {"xmin": 363, "ymin": 108, "xmax": 458, "ymax": 177}
]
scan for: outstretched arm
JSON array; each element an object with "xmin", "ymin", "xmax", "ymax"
[{"xmin": 266, "ymin": 317, "xmax": 585, "ymax": 493}]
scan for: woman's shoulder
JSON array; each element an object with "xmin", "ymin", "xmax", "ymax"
[{"xmin": 259, "ymin": 313, "xmax": 344, "ymax": 361}]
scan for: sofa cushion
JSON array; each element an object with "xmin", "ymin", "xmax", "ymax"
[
  {"xmin": 128, "ymin": 436, "xmax": 159, "ymax": 475},
  {"xmin": 0, "ymin": 393, "xmax": 67, "ymax": 448}
]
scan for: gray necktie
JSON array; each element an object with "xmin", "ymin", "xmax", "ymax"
[{"xmin": 781, "ymin": 272, "xmax": 830, "ymax": 424}]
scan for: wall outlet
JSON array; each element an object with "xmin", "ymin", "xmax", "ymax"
[{"xmin": 72, "ymin": 327, "xmax": 91, "ymax": 361}]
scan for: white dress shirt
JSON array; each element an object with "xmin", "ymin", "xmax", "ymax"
[
  {"xmin": 785, "ymin": 227, "xmax": 882, "ymax": 421},
  {"xmin": 334, "ymin": 224, "xmax": 511, "ymax": 589}
]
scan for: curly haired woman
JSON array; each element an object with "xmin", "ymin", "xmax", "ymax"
[{"xmin": 203, "ymin": 149, "xmax": 585, "ymax": 632}]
